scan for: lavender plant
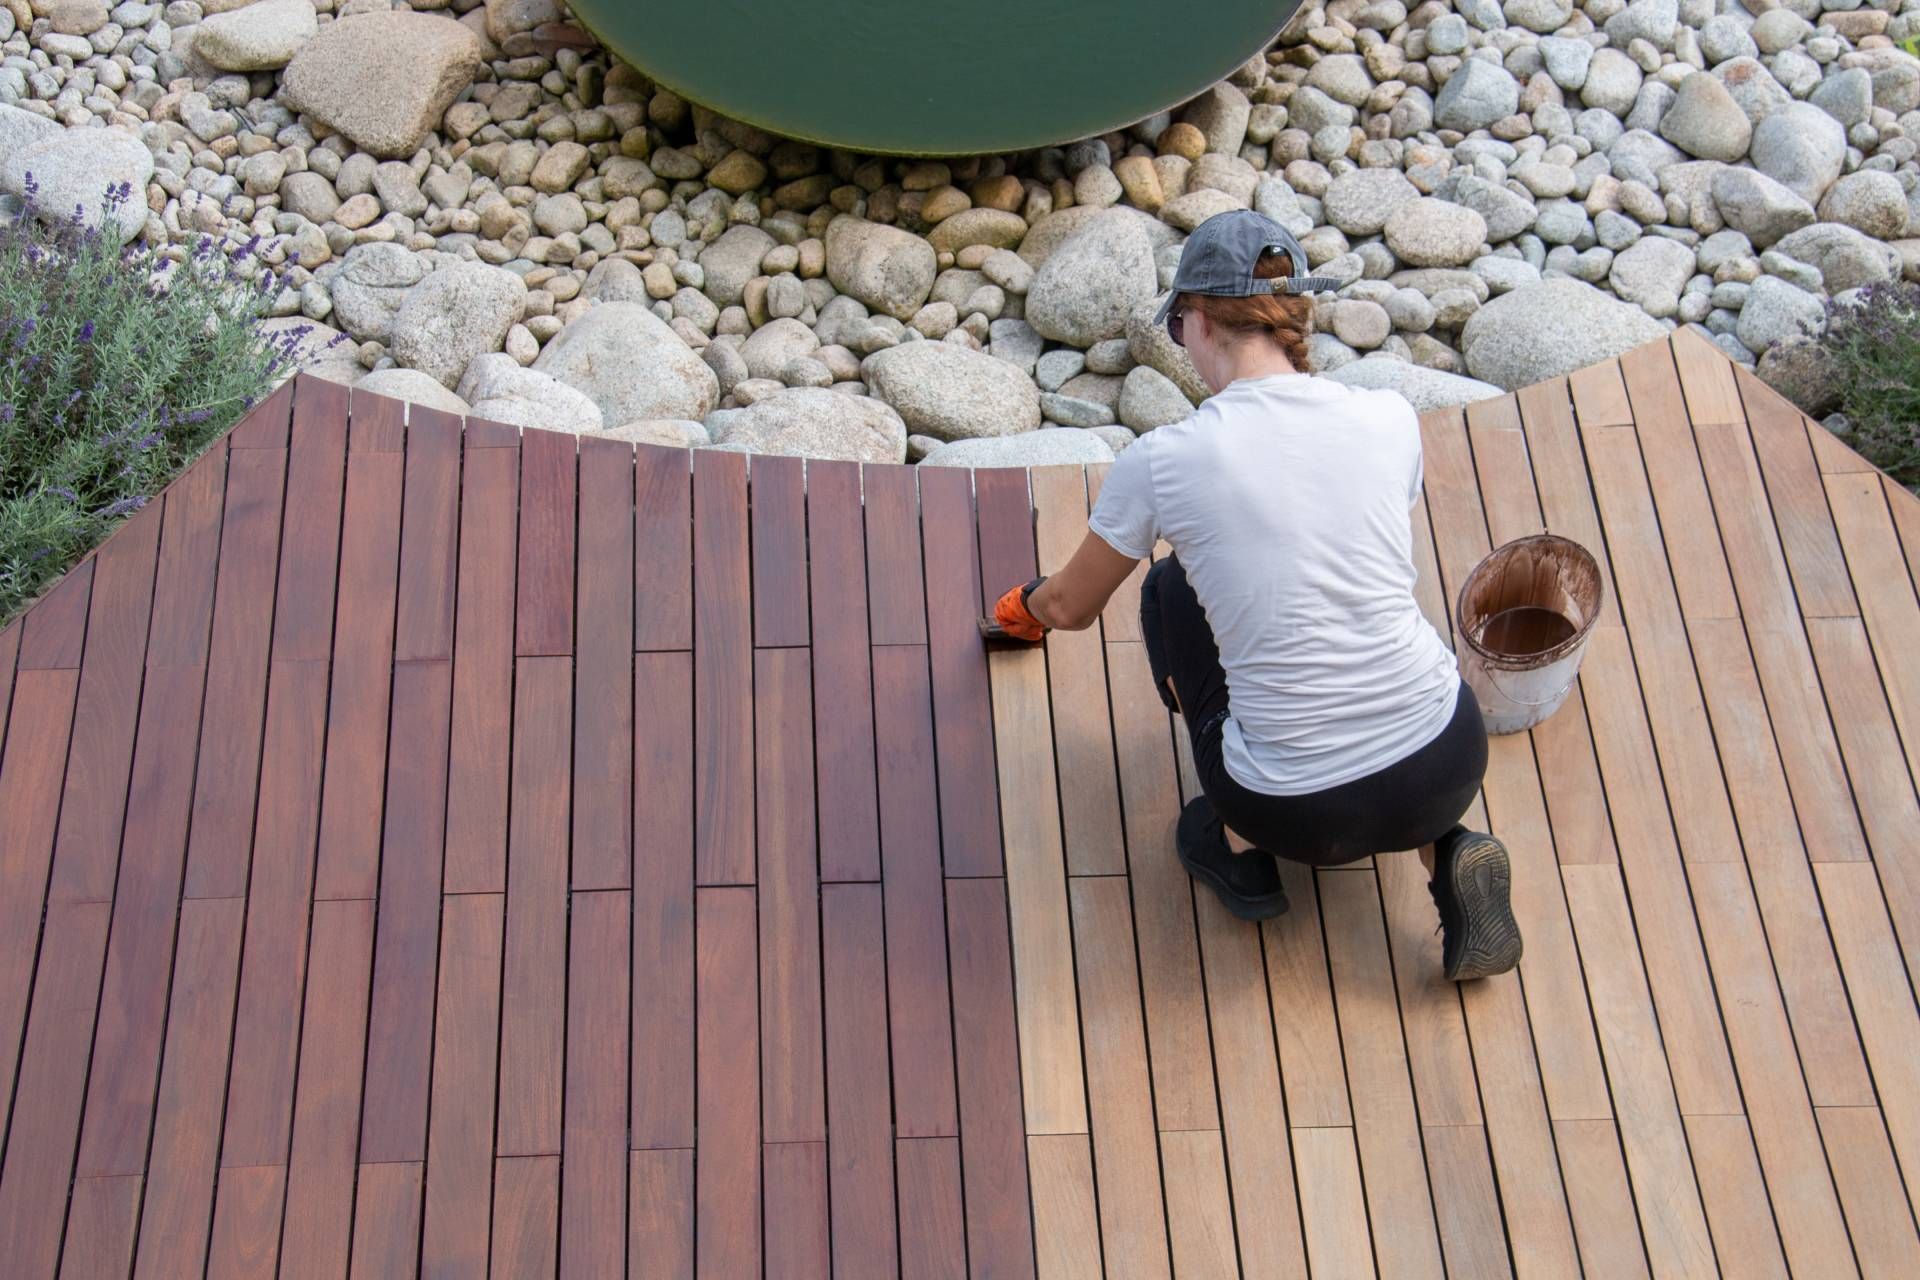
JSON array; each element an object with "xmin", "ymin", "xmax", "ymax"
[
  {"xmin": 1815, "ymin": 280, "xmax": 1920, "ymax": 492},
  {"xmin": 0, "ymin": 180, "xmax": 327, "ymax": 621}
]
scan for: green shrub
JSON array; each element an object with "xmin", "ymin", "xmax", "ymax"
[
  {"xmin": 0, "ymin": 181, "xmax": 329, "ymax": 622},
  {"xmin": 1817, "ymin": 280, "xmax": 1920, "ymax": 491}
]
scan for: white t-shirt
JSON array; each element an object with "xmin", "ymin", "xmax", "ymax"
[{"xmin": 1088, "ymin": 372, "xmax": 1461, "ymax": 796}]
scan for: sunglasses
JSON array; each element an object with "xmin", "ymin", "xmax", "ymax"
[{"xmin": 1168, "ymin": 306, "xmax": 1192, "ymax": 347}]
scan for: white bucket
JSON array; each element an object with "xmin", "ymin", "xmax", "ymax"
[{"xmin": 1456, "ymin": 534, "xmax": 1604, "ymax": 736}]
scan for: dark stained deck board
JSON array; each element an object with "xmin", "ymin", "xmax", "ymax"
[
  {"xmin": 0, "ymin": 356, "xmax": 1916, "ymax": 1277},
  {"xmin": 573, "ymin": 436, "xmax": 636, "ymax": 891}
]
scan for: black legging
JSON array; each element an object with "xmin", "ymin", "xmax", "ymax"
[{"xmin": 1140, "ymin": 555, "xmax": 1487, "ymax": 867}]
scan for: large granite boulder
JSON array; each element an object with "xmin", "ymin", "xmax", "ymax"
[
  {"xmin": 863, "ymin": 340, "xmax": 1043, "ymax": 441},
  {"xmin": 707, "ymin": 387, "xmax": 908, "ymax": 464},
  {"xmin": 1025, "ymin": 210, "xmax": 1159, "ymax": 347},
  {"xmin": 0, "ymin": 123, "xmax": 152, "ymax": 244},
  {"xmin": 1461, "ymin": 279, "xmax": 1668, "ymax": 388},
  {"xmin": 457, "ymin": 354, "xmax": 603, "ymax": 435},
  {"xmin": 1324, "ymin": 357, "xmax": 1505, "ymax": 410},
  {"xmin": 825, "ymin": 215, "xmax": 937, "ymax": 320},
  {"xmin": 919, "ymin": 430, "xmax": 1117, "ymax": 468},
  {"xmin": 390, "ymin": 262, "xmax": 526, "ymax": 390},
  {"xmin": 281, "ymin": 11, "xmax": 484, "ymax": 159},
  {"xmin": 533, "ymin": 302, "xmax": 719, "ymax": 424}
]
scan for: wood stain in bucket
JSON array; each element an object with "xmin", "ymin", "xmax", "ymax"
[{"xmin": 1479, "ymin": 605, "xmax": 1576, "ymax": 657}]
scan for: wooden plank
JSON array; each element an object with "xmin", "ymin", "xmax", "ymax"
[
  {"xmin": 1193, "ymin": 891, "xmax": 1309, "ymax": 1277},
  {"xmin": 1514, "ymin": 377, "xmax": 1621, "ymax": 628},
  {"xmin": 0, "ymin": 668, "xmax": 79, "ymax": 1143},
  {"xmin": 1104, "ymin": 641, "xmax": 1216, "ymax": 1131},
  {"xmin": 635, "ymin": 444, "xmax": 692, "ymax": 651},
  {"xmin": 47, "ymin": 497, "xmax": 160, "ymax": 903},
  {"xmin": 60, "ymin": 1174, "xmax": 141, "ymax": 1280},
  {"xmin": 573, "ymin": 435, "xmax": 635, "ymax": 890},
  {"xmin": 1668, "ymin": 327, "xmax": 1745, "ymax": 425},
  {"xmin": 919, "ymin": 466, "xmax": 1002, "ymax": 875},
  {"xmin": 349, "ymin": 384, "xmax": 404, "ymax": 452},
  {"xmin": 1421, "ymin": 1126, "xmax": 1514, "ymax": 1280},
  {"xmin": 1552, "ymin": 1118, "xmax": 1652, "ymax": 1280},
  {"xmin": 756, "ymin": 647, "xmax": 825, "ymax": 1143},
  {"xmin": 763, "ymin": 1143, "xmax": 830, "ymax": 1280},
  {"xmin": 312, "ymin": 436, "xmax": 402, "ymax": 901},
  {"xmin": 633, "ymin": 652, "xmax": 695, "ymax": 1150},
  {"xmin": 145, "ymin": 437, "xmax": 225, "ymax": 667},
  {"xmin": 1818, "ymin": 1105, "xmax": 1920, "ymax": 1278},
  {"xmin": 444, "ymin": 442, "xmax": 517, "ymax": 894},
  {"xmin": 751, "ymin": 453, "xmax": 810, "ymax": 645},
  {"xmin": 1809, "ymin": 414, "xmax": 1873, "ymax": 474},
  {"xmin": 0, "ymin": 899, "xmax": 111, "ymax": 1275},
  {"xmin": 348, "ymin": 1162, "xmax": 422, "ymax": 1279},
  {"xmin": 897, "ymin": 1138, "xmax": 966, "ymax": 1280},
  {"xmin": 863, "ymin": 462, "xmax": 927, "ymax": 646},
  {"xmin": 1889, "ymin": 478, "xmax": 1920, "ymax": 589},
  {"xmin": 1559, "ymin": 864, "xmax": 1718, "ymax": 1277},
  {"xmin": 1027, "ymin": 1134, "xmax": 1100, "ymax": 1280},
  {"xmin": 945, "ymin": 877, "xmax": 1036, "ymax": 1279},
  {"xmin": 1567, "ymin": 356, "xmax": 1634, "ymax": 428},
  {"xmin": 358, "ymin": 660, "xmax": 452, "ymax": 1163},
  {"xmin": 1375, "ymin": 852, "xmax": 1481, "ymax": 1128},
  {"xmin": 1579, "ymin": 627, "xmax": 1742, "ymax": 1114},
  {"xmin": 975, "ymin": 466, "xmax": 1037, "ymax": 614},
  {"xmin": 515, "ymin": 426, "xmax": 575, "ymax": 656},
  {"xmin": 693, "ymin": 449, "xmax": 754, "ymax": 884},
  {"xmin": 203, "ymin": 1164, "xmax": 286, "ymax": 1279},
  {"xmin": 630, "ymin": 1148, "xmax": 694, "ymax": 1279},
  {"xmin": 562, "ymin": 890, "xmax": 629, "ymax": 1279},
  {"xmin": 393, "ymin": 405, "xmax": 461, "ymax": 660},
  {"xmin": 1291, "ymin": 1128, "xmax": 1375, "ymax": 1280},
  {"xmin": 1735, "ymin": 365, "xmax": 1858, "ymax": 617},
  {"xmin": 807, "ymin": 459, "xmax": 879, "ymax": 881},
  {"xmin": 1032, "ymin": 467, "xmax": 1124, "ymax": 875},
  {"xmin": 465, "ymin": 409, "xmax": 523, "ymax": 450},
  {"xmin": 73, "ymin": 665, "xmax": 208, "ymax": 1180},
  {"xmin": 1068, "ymin": 877, "xmax": 1169, "ymax": 1277},
  {"xmin": 1618, "ymin": 340, "xmax": 1740, "ymax": 617},
  {"xmin": 1085, "ymin": 464, "xmax": 1147, "ymax": 642},
  {"xmin": 1160, "ymin": 1130, "xmax": 1240, "ymax": 1278},
  {"xmin": 1826, "ymin": 471, "xmax": 1920, "ymax": 785},
  {"xmin": 0, "ymin": 624, "xmax": 16, "ymax": 756},
  {"xmin": 489, "ymin": 1155, "xmax": 558, "ymax": 1280},
  {"xmin": 269, "ymin": 380, "xmax": 347, "ymax": 661},
  {"xmin": 823, "ymin": 883, "xmax": 897, "ymax": 1278},
  {"xmin": 130, "ymin": 896, "xmax": 244, "ymax": 1280},
  {"xmin": 421, "ymin": 892, "xmax": 504, "ymax": 1280},
  {"xmin": 1805, "ymin": 617, "xmax": 1920, "ymax": 985},
  {"xmin": 1261, "ymin": 861, "xmax": 1350, "ymax": 1128},
  {"xmin": 279, "ymin": 898, "xmax": 377, "ymax": 1280},
  {"xmin": 1686, "ymin": 859, "xmax": 1854, "ymax": 1274},
  {"xmin": 1319, "ymin": 866, "xmax": 1445, "ymax": 1280},
  {"xmin": 1688, "ymin": 619, "xmax": 1873, "ymax": 1105},
  {"xmin": 184, "ymin": 447, "xmax": 288, "ymax": 898},
  {"xmin": 695, "ymin": 886, "xmax": 759, "ymax": 1279},
  {"xmin": 498, "ymin": 655, "xmax": 569, "ymax": 1156},
  {"xmin": 219, "ymin": 657, "xmax": 330, "ymax": 1168},
  {"xmin": 988, "ymin": 641, "xmax": 1086, "ymax": 1135},
  {"xmin": 17, "ymin": 555, "xmax": 92, "ymax": 668},
  {"xmin": 1684, "ymin": 1113, "xmax": 1791, "ymax": 1280},
  {"xmin": 227, "ymin": 371, "xmax": 295, "ymax": 449},
  {"xmin": 873, "ymin": 646, "xmax": 957, "ymax": 1138},
  {"xmin": 1815, "ymin": 861, "xmax": 1920, "ymax": 1215}
]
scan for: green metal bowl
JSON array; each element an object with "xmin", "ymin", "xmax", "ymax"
[{"xmin": 567, "ymin": 2, "xmax": 1304, "ymax": 156}]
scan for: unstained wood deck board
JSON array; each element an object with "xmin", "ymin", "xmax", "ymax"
[{"xmin": 0, "ymin": 342, "xmax": 1912, "ymax": 1276}]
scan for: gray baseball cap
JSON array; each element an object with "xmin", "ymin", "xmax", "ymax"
[{"xmin": 1152, "ymin": 208, "xmax": 1343, "ymax": 327}]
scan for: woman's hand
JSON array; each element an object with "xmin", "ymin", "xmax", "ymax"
[{"xmin": 1009, "ymin": 532, "xmax": 1143, "ymax": 634}]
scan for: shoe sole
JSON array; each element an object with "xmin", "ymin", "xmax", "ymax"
[
  {"xmin": 1175, "ymin": 846, "xmax": 1289, "ymax": 923},
  {"xmin": 1444, "ymin": 835, "xmax": 1523, "ymax": 981}
]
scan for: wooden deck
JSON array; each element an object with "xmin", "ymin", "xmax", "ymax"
[{"xmin": 2, "ymin": 329, "xmax": 1919, "ymax": 1277}]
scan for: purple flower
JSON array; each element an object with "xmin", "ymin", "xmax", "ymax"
[
  {"xmin": 50, "ymin": 486, "xmax": 78, "ymax": 503},
  {"xmin": 78, "ymin": 320, "xmax": 94, "ymax": 343},
  {"xmin": 97, "ymin": 495, "xmax": 148, "ymax": 518},
  {"xmin": 0, "ymin": 403, "xmax": 14, "ymax": 422}
]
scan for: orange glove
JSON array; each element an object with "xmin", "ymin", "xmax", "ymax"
[{"xmin": 993, "ymin": 576, "xmax": 1049, "ymax": 643}]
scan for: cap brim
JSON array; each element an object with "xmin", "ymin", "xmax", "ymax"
[{"xmin": 1152, "ymin": 291, "xmax": 1177, "ymax": 327}]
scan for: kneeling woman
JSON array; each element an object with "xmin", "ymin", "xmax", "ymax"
[{"xmin": 995, "ymin": 210, "xmax": 1522, "ymax": 981}]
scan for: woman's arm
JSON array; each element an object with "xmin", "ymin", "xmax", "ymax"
[{"xmin": 1026, "ymin": 532, "xmax": 1141, "ymax": 632}]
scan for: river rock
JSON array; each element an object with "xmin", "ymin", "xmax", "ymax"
[
  {"xmin": 919, "ymin": 430, "xmax": 1116, "ymax": 469},
  {"xmin": 1714, "ymin": 58, "xmax": 1793, "ymax": 126},
  {"xmin": 740, "ymin": 317, "xmax": 820, "ymax": 380},
  {"xmin": 864, "ymin": 340, "xmax": 1043, "ymax": 441},
  {"xmin": 1816, "ymin": 172, "xmax": 1910, "ymax": 241},
  {"xmin": 355, "ymin": 367, "xmax": 471, "ymax": 416},
  {"xmin": 1180, "ymin": 82, "xmax": 1252, "ymax": 156},
  {"xmin": 1026, "ymin": 210, "xmax": 1159, "ymax": 347},
  {"xmin": 1324, "ymin": 168, "xmax": 1420, "ymax": 237},
  {"xmin": 534, "ymin": 302, "xmax": 719, "ymax": 424},
  {"xmin": 0, "ymin": 124, "xmax": 153, "ymax": 245},
  {"xmin": 457, "ymin": 354, "xmax": 604, "ymax": 435},
  {"xmin": 1658, "ymin": 72, "xmax": 1752, "ymax": 162},
  {"xmin": 1117, "ymin": 365, "xmax": 1195, "ymax": 431},
  {"xmin": 1773, "ymin": 222, "xmax": 1899, "ymax": 293},
  {"xmin": 1734, "ymin": 275, "xmax": 1827, "ymax": 352},
  {"xmin": 1434, "ymin": 58, "xmax": 1521, "ymax": 132},
  {"xmin": 329, "ymin": 242, "xmax": 431, "ymax": 343},
  {"xmin": 1809, "ymin": 67, "xmax": 1873, "ymax": 130},
  {"xmin": 195, "ymin": 0, "xmax": 316, "ymax": 71},
  {"xmin": 1605, "ymin": 0, "xmax": 1678, "ymax": 49},
  {"xmin": 1754, "ymin": 334, "xmax": 1840, "ymax": 417},
  {"xmin": 1385, "ymin": 198, "xmax": 1487, "ymax": 267},
  {"xmin": 707, "ymin": 387, "xmax": 907, "ymax": 464},
  {"xmin": 1582, "ymin": 49, "xmax": 1644, "ymax": 116},
  {"xmin": 599, "ymin": 420, "xmax": 709, "ymax": 449},
  {"xmin": 696, "ymin": 224, "xmax": 774, "ymax": 308},
  {"xmin": 281, "ymin": 11, "xmax": 484, "ymax": 159},
  {"xmin": 1434, "ymin": 172, "xmax": 1539, "ymax": 243},
  {"xmin": 391, "ymin": 261, "xmax": 526, "ymax": 389},
  {"xmin": 1461, "ymin": 278, "xmax": 1668, "ymax": 388},
  {"xmin": 1750, "ymin": 102, "xmax": 1847, "ymax": 205},
  {"xmin": 1710, "ymin": 167, "xmax": 1816, "ymax": 248},
  {"xmin": 825, "ymin": 215, "xmax": 937, "ymax": 321},
  {"xmin": 1607, "ymin": 236, "xmax": 1697, "ymax": 317},
  {"xmin": 1127, "ymin": 294, "xmax": 1209, "ymax": 403},
  {"xmin": 1325, "ymin": 356, "xmax": 1505, "ymax": 409}
]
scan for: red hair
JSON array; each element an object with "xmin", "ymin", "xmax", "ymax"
[{"xmin": 1182, "ymin": 251, "xmax": 1314, "ymax": 370}]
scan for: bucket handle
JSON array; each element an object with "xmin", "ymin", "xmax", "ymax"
[{"xmin": 1485, "ymin": 664, "xmax": 1579, "ymax": 709}]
